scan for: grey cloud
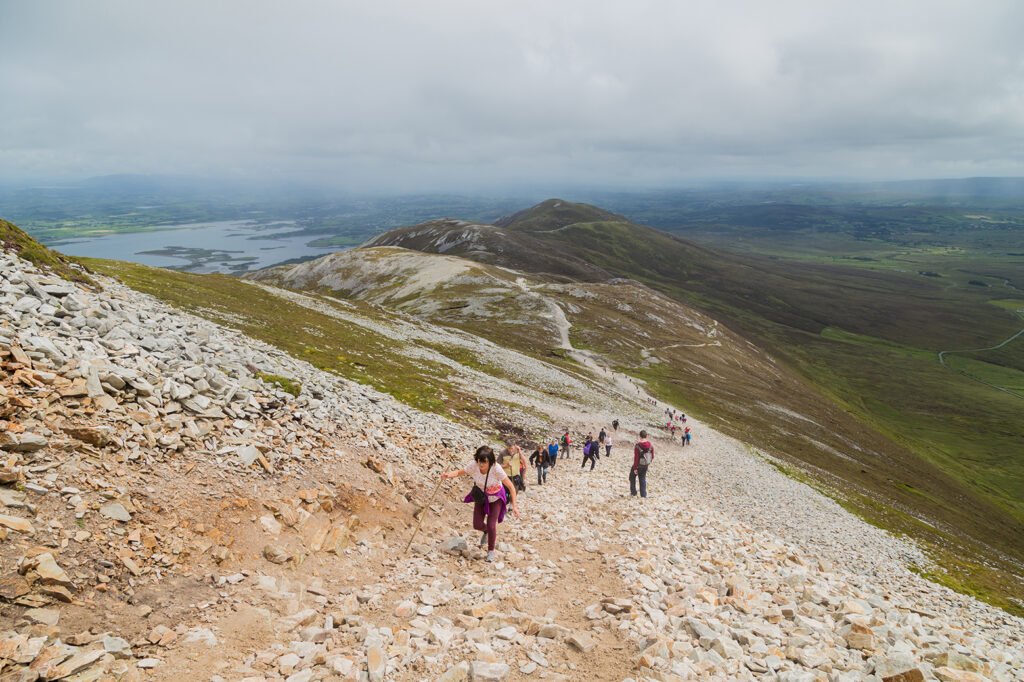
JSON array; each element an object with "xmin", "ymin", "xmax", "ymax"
[{"xmin": 1, "ymin": 0, "xmax": 1023, "ymax": 190}]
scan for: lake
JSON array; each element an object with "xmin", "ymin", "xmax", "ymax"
[{"xmin": 47, "ymin": 220, "xmax": 341, "ymax": 273}]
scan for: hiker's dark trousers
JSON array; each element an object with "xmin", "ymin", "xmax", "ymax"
[
  {"xmin": 630, "ymin": 465, "xmax": 649, "ymax": 498},
  {"xmin": 511, "ymin": 474, "xmax": 525, "ymax": 492},
  {"xmin": 473, "ymin": 499, "xmax": 501, "ymax": 552},
  {"xmin": 581, "ymin": 452, "xmax": 596, "ymax": 470}
]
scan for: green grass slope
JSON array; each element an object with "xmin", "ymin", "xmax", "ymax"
[{"xmin": 1, "ymin": 218, "xmax": 95, "ymax": 286}]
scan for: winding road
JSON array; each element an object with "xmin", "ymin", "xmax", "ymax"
[{"xmin": 937, "ymin": 309, "xmax": 1024, "ymax": 399}]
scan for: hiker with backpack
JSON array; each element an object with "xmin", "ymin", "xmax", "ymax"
[
  {"xmin": 441, "ymin": 445, "xmax": 520, "ymax": 562},
  {"xmin": 560, "ymin": 431, "xmax": 572, "ymax": 458},
  {"xmin": 505, "ymin": 442, "xmax": 527, "ymax": 492},
  {"xmin": 581, "ymin": 436, "xmax": 598, "ymax": 471},
  {"xmin": 631, "ymin": 430, "xmax": 655, "ymax": 498},
  {"xmin": 612, "ymin": 419, "xmax": 619, "ymax": 432},
  {"xmin": 529, "ymin": 443, "xmax": 551, "ymax": 485},
  {"xmin": 604, "ymin": 431, "xmax": 613, "ymax": 457}
]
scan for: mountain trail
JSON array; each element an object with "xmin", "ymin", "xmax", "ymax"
[{"xmin": 1, "ymin": 248, "xmax": 1023, "ymax": 681}]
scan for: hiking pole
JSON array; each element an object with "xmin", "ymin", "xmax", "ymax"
[{"xmin": 404, "ymin": 478, "xmax": 445, "ymax": 555}]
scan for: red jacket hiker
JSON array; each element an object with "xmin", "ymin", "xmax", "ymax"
[{"xmin": 633, "ymin": 439, "xmax": 654, "ymax": 470}]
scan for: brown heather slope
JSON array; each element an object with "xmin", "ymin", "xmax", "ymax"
[{"xmin": 364, "ymin": 218, "xmax": 612, "ymax": 283}]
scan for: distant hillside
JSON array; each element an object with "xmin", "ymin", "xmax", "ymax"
[
  {"xmin": 364, "ymin": 218, "xmax": 611, "ymax": 282},
  {"xmin": 494, "ymin": 198, "xmax": 626, "ymax": 232}
]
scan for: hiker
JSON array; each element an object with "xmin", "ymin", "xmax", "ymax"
[
  {"xmin": 685, "ymin": 430, "xmax": 692, "ymax": 446},
  {"xmin": 631, "ymin": 430, "xmax": 655, "ymax": 498},
  {"xmin": 560, "ymin": 431, "xmax": 572, "ymax": 458},
  {"xmin": 612, "ymin": 419, "xmax": 619, "ymax": 432},
  {"xmin": 441, "ymin": 446, "xmax": 520, "ymax": 562},
  {"xmin": 547, "ymin": 439, "xmax": 559, "ymax": 468},
  {"xmin": 506, "ymin": 442, "xmax": 527, "ymax": 492},
  {"xmin": 587, "ymin": 432, "xmax": 599, "ymax": 459},
  {"xmin": 598, "ymin": 427, "xmax": 607, "ymax": 446},
  {"xmin": 529, "ymin": 444, "xmax": 550, "ymax": 485},
  {"xmin": 581, "ymin": 436, "xmax": 597, "ymax": 471},
  {"xmin": 604, "ymin": 431, "xmax": 613, "ymax": 457}
]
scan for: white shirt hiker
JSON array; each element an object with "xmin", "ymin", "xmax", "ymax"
[{"xmin": 464, "ymin": 461, "xmax": 507, "ymax": 502}]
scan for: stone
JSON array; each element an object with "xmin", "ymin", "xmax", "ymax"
[
  {"xmin": 366, "ymin": 644, "xmax": 387, "ymax": 682},
  {"xmin": 23, "ymin": 607, "xmax": 60, "ymax": 626},
  {"xmin": 28, "ymin": 552, "xmax": 75, "ymax": 589},
  {"xmin": 442, "ymin": 536, "xmax": 468, "ymax": 556},
  {"xmin": 0, "ymin": 514, "xmax": 34, "ymax": 534},
  {"xmin": 934, "ymin": 668, "xmax": 988, "ymax": 682},
  {"xmin": 538, "ymin": 623, "xmax": 571, "ymax": 639},
  {"xmin": 100, "ymin": 502, "xmax": 132, "ymax": 522},
  {"xmin": 184, "ymin": 627, "xmax": 218, "ymax": 646},
  {"xmin": 0, "ymin": 488, "xmax": 27, "ymax": 508},
  {"xmin": 260, "ymin": 515, "xmax": 283, "ymax": 534},
  {"xmin": 712, "ymin": 635, "xmax": 743, "ymax": 659},
  {"xmin": 932, "ymin": 653, "xmax": 985, "ymax": 673},
  {"xmin": 2, "ymin": 432, "xmax": 47, "ymax": 453},
  {"xmin": 470, "ymin": 661, "xmax": 510, "ymax": 682},
  {"xmin": 328, "ymin": 656, "xmax": 355, "ymax": 676},
  {"xmin": 438, "ymin": 661, "xmax": 470, "ymax": 682},
  {"xmin": 394, "ymin": 600, "xmax": 417, "ymax": 618},
  {"xmin": 148, "ymin": 625, "xmax": 178, "ymax": 646},
  {"xmin": 103, "ymin": 635, "xmax": 133, "ymax": 658},
  {"xmin": 63, "ymin": 426, "xmax": 114, "ymax": 447},
  {"xmin": 567, "ymin": 631, "xmax": 596, "ymax": 653},
  {"xmin": 263, "ymin": 544, "xmax": 290, "ymax": 564},
  {"xmin": 877, "ymin": 654, "xmax": 923, "ymax": 681},
  {"xmin": 882, "ymin": 670, "xmax": 926, "ymax": 682},
  {"xmin": 845, "ymin": 623, "xmax": 875, "ymax": 650},
  {"xmin": 237, "ymin": 444, "xmax": 260, "ymax": 466},
  {"xmin": 45, "ymin": 648, "xmax": 106, "ymax": 678}
]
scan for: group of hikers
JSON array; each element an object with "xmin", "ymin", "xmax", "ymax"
[
  {"xmin": 664, "ymin": 407, "xmax": 693, "ymax": 445},
  {"xmin": 440, "ymin": 416, "xmax": 666, "ymax": 562}
]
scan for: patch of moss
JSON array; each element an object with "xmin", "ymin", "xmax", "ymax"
[
  {"xmin": 257, "ymin": 372, "xmax": 302, "ymax": 397},
  {"xmin": 1, "ymin": 218, "xmax": 95, "ymax": 286}
]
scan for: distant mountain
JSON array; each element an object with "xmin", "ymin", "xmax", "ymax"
[
  {"xmin": 364, "ymin": 217, "xmax": 611, "ymax": 282},
  {"xmin": 494, "ymin": 198, "xmax": 627, "ymax": 232},
  {"xmin": 371, "ymin": 199, "xmax": 1017, "ymax": 350}
]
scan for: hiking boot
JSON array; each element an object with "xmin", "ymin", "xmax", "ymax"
[{"xmin": 486, "ymin": 551, "xmax": 496, "ymax": 562}]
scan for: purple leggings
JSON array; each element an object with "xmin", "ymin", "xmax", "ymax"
[{"xmin": 473, "ymin": 499, "xmax": 501, "ymax": 551}]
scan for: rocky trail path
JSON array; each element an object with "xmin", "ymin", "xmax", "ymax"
[{"xmin": 154, "ymin": 416, "xmax": 1024, "ymax": 681}]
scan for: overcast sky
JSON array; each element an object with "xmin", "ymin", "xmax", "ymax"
[{"xmin": 2, "ymin": 1, "xmax": 1023, "ymax": 191}]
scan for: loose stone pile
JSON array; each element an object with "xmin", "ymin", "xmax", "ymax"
[{"xmin": 0, "ymin": 251, "xmax": 480, "ymax": 679}]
